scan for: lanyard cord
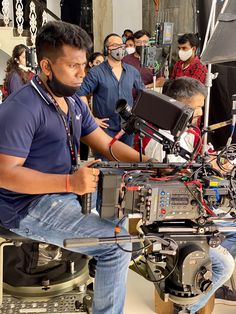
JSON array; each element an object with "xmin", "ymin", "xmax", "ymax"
[
  {"xmin": 33, "ymin": 77, "xmax": 78, "ymax": 170},
  {"xmin": 52, "ymin": 100, "xmax": 78, "ymax": 169}
]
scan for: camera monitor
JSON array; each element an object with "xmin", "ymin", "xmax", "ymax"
[{"xmin": 132, "ymin": 90, "xmax": 194, "ymax": 138}]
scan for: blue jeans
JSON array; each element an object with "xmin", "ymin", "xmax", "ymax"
[
  {"xmin": 11, "ymin": 193, "xmax": 132, "ymax": 314},
  {"xmin": 215, "ymin": 221, "xmax": 236, "ymax": 258},
  {"xmin": 188, "ymin": 245, "xmax": 235, "ymax": 313}
]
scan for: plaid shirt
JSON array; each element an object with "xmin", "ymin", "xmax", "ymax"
[{"xmin": 171, "ymin": 56, "xmax": 207, "ymax": 84}]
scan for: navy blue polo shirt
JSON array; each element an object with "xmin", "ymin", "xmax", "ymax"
[
  {"xmin": 0, "ymin": 76, "xmax": 98, "ymax": 228},
  {"xmin": 77, "ymin": 60, "xmax": 145, "ymax": 131}
]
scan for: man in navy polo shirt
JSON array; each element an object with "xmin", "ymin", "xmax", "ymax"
[
  {"xmin": 77, "ymin": 33, "xmax": 145, "ymax": 159},
  {"xmin": 0, "ymin": 21, "xmax": 148, "ymax": 314}
]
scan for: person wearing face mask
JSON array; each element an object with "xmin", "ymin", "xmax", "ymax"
[
  {"xmin": 171, "ymin": 33, "xmax": 207, "ymax": 84},
  {"xmin": 121, "ymin": 29, "xmax": 133, "ymax": 43},
  {"xmin": 77, "ymin": 33, "xmax": 145, "ymax": 160},
  {"xmin": 125, "ymin": 36, "xmax": 135, "ymax": 55},
  {"xmin": 123, "ymin": 30, "xmax": 165, "ymax": 89}
]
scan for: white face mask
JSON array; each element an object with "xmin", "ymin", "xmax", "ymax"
[
  {"xmin": 126, "ymin": 47, "xmax": 135, "ymax": 54},
  {"xmin": 178, "ymin": 48, "xmax": 193, "ymax": 62}
]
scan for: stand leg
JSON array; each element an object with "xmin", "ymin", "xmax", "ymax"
[
  {"xmin": 154, "ymin": 288, "xmax": 173, "ymax": 314},
  {"xmin": 198, "ymin": 294, "xmax": 215, "ymax": 314},
  {"xmin": 154, "ymin": 289, "xmax": 215, "ymax": 314}
]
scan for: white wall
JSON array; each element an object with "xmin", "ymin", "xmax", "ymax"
[
  {"xmin": 112, "ymin": 0, "xmax": 142, "ymax": 36},
  {"xmin": 46, "ymin": 0, "xmax": 61, "ymax": 19},
  {"xmin": 0, "ymin": 50, "xmax": 10, "ymax": 85}
]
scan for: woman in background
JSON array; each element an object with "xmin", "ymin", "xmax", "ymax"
[
  {"xmin": 3, "ymin": 44, "xmax": 33, "ymax": 98},
  {"xmin": 88, "ymin": 52, "xmax": 105, "ymax": 67}
]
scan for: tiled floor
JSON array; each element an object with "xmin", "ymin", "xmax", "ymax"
[{"xmin": 125, "ymin": 270, "xmax": 236, "ymax": 314}]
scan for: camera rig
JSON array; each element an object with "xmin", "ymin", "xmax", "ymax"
[
  {"xmin": 65, "ymin": 160, "xmax": 236, "ymax": 312},
  {"xmin": 65, "ymin": 91, "xmax": 236, "ymax": 313}
]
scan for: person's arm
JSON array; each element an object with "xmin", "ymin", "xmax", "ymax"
[
  {"xmin": 146, "ymin": 77, "xmax": 166, "ymax": 89},
  {"xmin": 8, "ymin": 72, "xmax": 24, "ymax": 94},
  {"xmin": 0, "ymin": 154, "xmax": 99, "ymax": 195},
  {"xmin": 82, "ymin": 127, "xmax": 149, "ymax": 162},
  {"xmin": 0, "ymin": 128, "xmax": 148, "ymax": 195},
  {"xmin": 170, "ymin": 62, "xmax": 177, "ymax": 80},
  {"xmin": 78, "ymin": 71, "xmax": 109, "ymax": 129},
  {"xmin": 191, "ymin": 63, "xmax": 207, "ymax": 84},
  {"xmin": 133, "ymin": 69, "xmax": 145, "ymax": 91},
  {"xmin": 79, "ymin": 95, "xmax": 109, "ymax": 129}
]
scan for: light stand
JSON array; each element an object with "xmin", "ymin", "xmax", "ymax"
[{"xmin": 201, "ymin": 0, "xmax": 229, "ymax": 152}]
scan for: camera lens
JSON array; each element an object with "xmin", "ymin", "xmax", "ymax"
[{"xmin": 116, "ymin": 99, "xmax": 132, "ymax": 121}]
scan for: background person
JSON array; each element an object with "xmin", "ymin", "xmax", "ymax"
[
  {"xmin": 144, "ymin": 77, "xmax": 235, "ymax": 313},
  {"xmin": 122, "ymin": 29, "xmax": 133, "ymax": 43},
  {"xmin": 171, "ymin": 33, "xmax": 207, "ymax": 84},
  {"xmin": 123, "ymin": 29, "xmax": 165, "ymax": 89},
  {"xmin": 2, "ymin": 44, "xmax": 34, "ymax": 98},
  {"xmin": 125, "ymin": 36, "xmax": 135, "ymax": 55},
  {"xmin": 77, "ymin": 33, "xmax": 145, "ymax": 160},
  {"xmin": 88, "ymin": 52, "xmax": 105, "ymax": 68}
]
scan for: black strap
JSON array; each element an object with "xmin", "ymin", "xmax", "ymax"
[{"xmin": 36, "ymin": 77, "xmax": 78, "ymax": 172}]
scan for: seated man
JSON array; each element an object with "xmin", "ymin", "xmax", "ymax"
[
  {"xmin": 0, "ymin": 21, "xmax": 149, "ymax": 314},
  {"xmin": 145, "ymin": 77, "xmax": 236, "ymax": 313}
]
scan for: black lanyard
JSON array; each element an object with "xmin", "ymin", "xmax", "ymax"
[
  {"xmin": 52, "ymin": 99, "xmax": 78, "ymax": 171},
  {"xmin": 36, "ymin": 77, "xmax": 78, "ymax": 172}
]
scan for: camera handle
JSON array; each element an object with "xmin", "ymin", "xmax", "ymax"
[
  {"xmin": 63, "ymin": 234, "xmax": 174, "ymax": 252},
  {"xmin": 64, "ymin": 225, "xmax": 236, "ymax": 249},
  {"xmin": 81, "ymin": 193, "xmax": 92, "ymax": 215}
]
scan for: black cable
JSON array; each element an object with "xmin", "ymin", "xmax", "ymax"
[{"xmin": 109, "ymin": 145, "xmax": 120, "ymax": 162}]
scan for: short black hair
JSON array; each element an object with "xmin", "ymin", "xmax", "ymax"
[
  {"xmin": 36, "ymin": 21, "xmax": 92, "ymax": 64},
  {"xmin": 125, "ymin": 36, "xmax": 135, "ymax": 43},
  {"xmin": 103, "ymin": 33, "xmax": 120, "ymax": 48},
  {"xmin": 178, "ymin": 33, "xmax": 199, "ymax": 48},
  {"xmin": 123, "ymin": 29, "xmax": 133, "ymax": 36},
  {"xmin": 163, "ymin": 77, "xmax": 207, "ymax": 100},
  {"xmin": 133, "ymin": 30, "xmax": 151, "ymax": 39}
]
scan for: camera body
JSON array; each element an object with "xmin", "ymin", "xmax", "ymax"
[
  {"xmin": 90, "ymin": 160, "xmax": 235, "ymax": 306},
  {"xmin": 95, "ymin": 161, "xmax": 229, "ymax": 225}
]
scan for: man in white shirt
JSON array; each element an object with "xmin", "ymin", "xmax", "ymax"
[{"xmin": 145, "ymin": 77, "xmax": 204, "ymax": 162}]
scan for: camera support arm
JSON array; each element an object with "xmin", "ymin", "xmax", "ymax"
[{"xmin": 131, "ymin": 119, "xmax": 192, "ymax": 161}]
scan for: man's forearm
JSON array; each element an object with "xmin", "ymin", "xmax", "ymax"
[
  {"xmin": 104, "ymin": 140, "xmax": 149, "ymax": 162},
  {"xmin": 0, "ymin": 166, "xmax": 67, "ymax": 194}
]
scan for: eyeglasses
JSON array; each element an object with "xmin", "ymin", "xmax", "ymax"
[
  {"xmin": 135, "ymin": 40, "xmax": 149, "ymax": 45},
  {"xmin": 108, "ymin": 43, "xmax": 126, "ymax": 49}
]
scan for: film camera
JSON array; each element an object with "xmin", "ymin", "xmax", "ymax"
[{"xmin": 65, "ymin": 91, "xmax": 236, "ymax": 313}]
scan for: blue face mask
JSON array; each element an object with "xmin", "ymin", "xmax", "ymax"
[{"xmin": 122, "ymin": 36, "xmax": 126, "ymax": 43}]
